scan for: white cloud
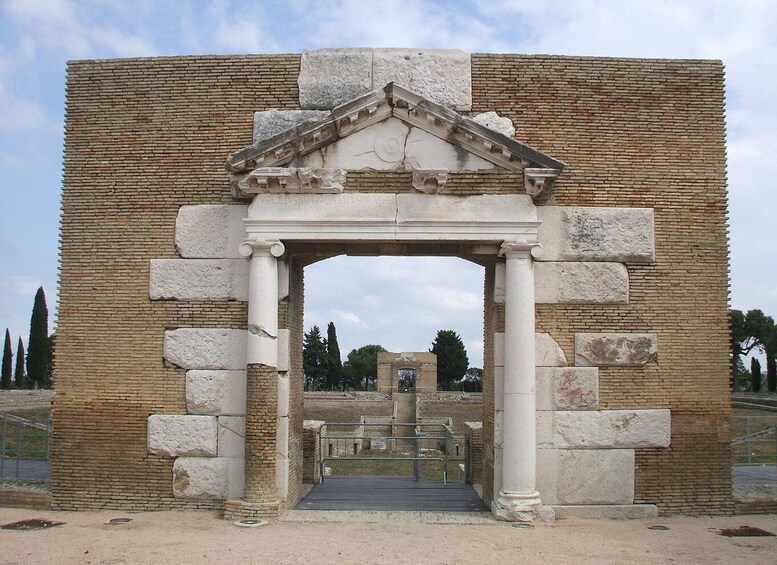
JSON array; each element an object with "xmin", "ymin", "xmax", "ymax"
[{"xmin": 333, "ymin": 310, "xmax": 367, "ymax": 327}]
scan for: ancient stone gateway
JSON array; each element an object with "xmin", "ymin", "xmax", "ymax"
[{"xmin": 54, "ymin": 49, "xmax": 732, "ymax": 520}]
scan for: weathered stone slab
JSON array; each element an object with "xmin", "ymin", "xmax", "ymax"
[
  {"xmin": 217, "ymin": 416, "xmax": 245, "ymax": 458},
  {"xmin": 372, "ymin": 49, "xmax": 471, "ymax": 111},
  {"xmin": 298, "ymin": 48, "xmax": 472, "ymax": 111},
  {"xmin": 147, "ymin": 414, "xmax": 217, "ymax": 456},
  {"xmin": 173, "ymin": 456, "xmax": 244, "ymax": 499},
  {"xmin": 551, "ymin": 504, "xmax": 658, "ymax": 520},
  {"xmin": 186, "ymin": 370, "xmax": 246, "ymax": 416},
  {"xmin": 538, "ymin": 448, "xmax": 635, "ymax": 505},
  {"xmin": 277, "ymin": 329, "xmax": 290, "ymax": 373},
  {"xmin": 299, "ymin": 48, "xmax": 373, "ymax": 109},
  {"xmin": 253, "ymin": 109, "xmax": 330, "ymax": 143},
  {"xmin": 403, "ymin": 127, "xmax": 493, "ymax": 171},
  {"xmin": 149, "ymin": 259, "xmax": 249, "ymax": 301},
  {"xmin": 535, "ymin": 262, "xmax": 629, "ymax": 304},
  {"xmin": 164, "ymin": 328, "xmax": 247, "ymax": 370},
  {"xmin": 536, "ymin": 333, "xmax": 568, "ymax": 367},
  {"xmin": 538, "ymin": 207, "xmax": 655, "ymax": 263},
  {"xmin": 550, "ymin": 409, "xmax": 671, "ymax": 449},
  {"xmin": 471, "ymin": 111, "xmax": 515, "ymax": 138},
  {"xmin": 575, "ymin": 333, "xmax": 658, "ymax": 366},
  {"xmin": 536, "ymin": 367, "xmax": 598, "ymax": 410},
  {"xmin": 175, "ymin": 205, "xmax": 247, "ymax": 259}
]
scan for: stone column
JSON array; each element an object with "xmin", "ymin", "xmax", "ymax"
[
  {"xmin": 235, "ymin": 239, "xmax": 285, "ymax": 516},
  {"xmin": 493, "ymin": 240, "xmax": 542, "ymax": 522}
]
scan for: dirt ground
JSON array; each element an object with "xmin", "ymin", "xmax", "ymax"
[{"xmin": 0, "ymin": 508, "xmax": 776, "ymax": 565}]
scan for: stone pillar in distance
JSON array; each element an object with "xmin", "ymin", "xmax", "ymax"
[{"xmin": 492, "ymin": 240, "xmax": 543, "ymax": 522}]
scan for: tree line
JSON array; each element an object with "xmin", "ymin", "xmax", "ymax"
[
  {"xmin": 303, "ymin": 323, "xmax": 481, "ymax": 391},
  {"xmin": 731, "ymin": 308, "xmax": 777, "ymax": 392},
  {"xmin": 1, "ymin": 287, "xmax": 53, "ymax": 390}
]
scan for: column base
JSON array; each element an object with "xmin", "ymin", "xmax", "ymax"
[{"xmin": 492, "ymin": 490, "xmax": 542, "ymax": 522}]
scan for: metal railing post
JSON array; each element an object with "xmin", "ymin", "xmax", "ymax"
[
  {"xmin": 746, "ymin": 416, "xmax": 752, "ymax": 465},
  {"xmin": 15, "ymin": 420, "xmax": 22, "ymax": 478},
  {"xmin": 318, "ymin": 426, "xmax": 325, "ymax": 484},
  {"xmin": 1, "ymin": 413, "xmax": 6, "ymax": 478}
]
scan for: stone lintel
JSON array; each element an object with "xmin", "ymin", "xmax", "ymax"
[
  {"xmin": 575, "ymin": 333, "xmax": 658, "ymax": 366},
  {"xmin": 539, "ymin": 409, "xmax": 671, "ymax": 449}
]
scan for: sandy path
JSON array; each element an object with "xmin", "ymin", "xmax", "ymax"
[{"xmin": 1, "ymin": 508, "xmax": 776, "ymax": 564}]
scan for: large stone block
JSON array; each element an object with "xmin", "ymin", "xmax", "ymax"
[
  {"xmin": 557, "ymin": 449, "xmax": 635, "ymax": 505},
  {"xmin": 538, "ymin": 207, "xmax": 655, "ymax": 263},
  {"xmin": 175, "ymin": 205, "xmax": 247, "ymax": 259},
  {"xmin": 149, "ymin": 259, "xmax": 249, "ymax": 301},
  {"xmin": 471, "ymin": 111, "xmax": 515, "ymax": 138},
  {"xmin": 575, "ymin": 333, "xmax": 658, "ymax": 366},
  {"xmin": 186, "ymin": 370, "xmax": 246, "ymax": 416},
  {"xmin": 164, "ymin": 328, "xmax": 247, "ymax": 370},
  {"xmin": 535, "ymin": 262, "xmax": 629, "ymax": 304},
  {"xmin": 552, "ymin": 504, "xmax": 658, "ymax": 520},
  {"xmin": 298, "ymin": 48, "xmax": 472, "ymax": 111},
  {"xmin": 372, "ymin": 49, "xmax": 471, "ymax": 111},
  {"xmin": 298, "ymin": 48, "xmax": 373, "ymax": 109},
  {"xmin": 253, "ymin": 109, "xmax": 330, "ymax": 143},
  {"xmin": 147, "ymin": 414, "xmax": 217, "ymax": 457},
  {"xmin": 218, "ymin": 416, "xmax": 245, "ymax": 458},
  {"xmin": 536, "ymin": 367, "xmax": 598, "ymax": 410},
  {"xmin": 542, "ymin": 409, "xmax": 671, "ymax": 449},
  {"xmin": 536, "ymin": 333, "xmax": 568, "ymax": 367},
  {"xmin": 173, "ymin": 457, "xmax": 244, "ymax": 499}
]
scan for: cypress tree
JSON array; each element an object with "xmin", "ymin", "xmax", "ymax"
[
  {"xmin": 27, "ymin": 287, "xmax": 50, "ymax": 390},
  {"xmin": 751, "ymin": 357, "xmax": 762, "ymax": 393},
  {"xmin": 430, "ymin": 329, "xmax": 469, "ymax": 390},
  {"xmin": 1, "ymin": 329, "xmax": 12, "ymax": 390},
  {"xmin": 326, "ymin": 322, "xmax": 343, "ymax": 390},
  {"xmin": 14, "ymin": 338, "xmax": 25, "ymax": 389},
  {"xmin": 302, "ymin": 325, "xmax": 328, "ymax": 391}
]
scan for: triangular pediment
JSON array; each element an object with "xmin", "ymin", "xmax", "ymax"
[{"xmin": 226, "ymin": 83, "xmax": 565, "ymax": 200}]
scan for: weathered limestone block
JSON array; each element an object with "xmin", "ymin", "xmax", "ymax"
[
  {"xmin": 172, "ymin": 456, "xmax": 244, "ymax": 499},
  {"xmin": 372, "ymin": 49, "xmax": 471, "ymax": 111},
  {"xmin": 149, "ymin": 259, "xmax": 249, "ymax": 301},
  {"xmin": 186, "ymin": 370, "xmax": 246, "ymax": 416},
  {"xmin": 537, "ymin": 448, "xmax": 635, "ymax": 505},
  {"xmin": 403, "ymin": 127, "xmax": 494, "ymax": 171},
  {"xmin": 493, "ymin": 263, "xmax": 506, "ymax": 303},
  {"xmin": 277, "ymin": 329, "xmax": 290, "ymax": 373},
  {"xmin": 218, "ymin": 416, "xmax": 245, "ymax": 458},
  {"xmin": 298, "ymin": 48, "xmax": 373, "ymax": 109},
  {"xmin": 175, "ymin": 205, "xmax": 247, "ymax": 259},
  {"xmin": 147, "ymin": 414, "xmax": 217, "ymax": 456},
  {"xmin": 237, "ymin": 167, "xmax": 346, "ymax": 195},
  {"xmin": 535, "ymin": 262, "xmax": 629, "ymax": 304},
  {"xmin": 471, "ymin": 111, "xmax": 515, "ymax": 138},
  {"xmin": 412, "ymin": 169, "xmax": 449, "ymax": 193},
  {"xmin": 551, "ymin": 505, "xmax": 658, "ymax": 519},
  {"xmin": 164, "ymin": 328, "xmax": 247, "ymax": 370},
  {"xmin": 277, "ymin": 373, "xmax": 290, "ymax": 418},
  {"xmin": 575, "ymin": 333, "xmax": 658, "ymax": 366},
  {"xmin": 253, "ymin": 109, "xmax": 330, "ymax": 143},
  {"xmin": 298, "ymin": 48, "xmax": 472, "ymax": 110},
  {"xmin": 536, "ymin": 367, "xmax": 598, "ymax": 410},
  {"xmin": 536, "ymin": 333, "xmax": 568, "ymax": 367},
  {"xmin": 495, "ymin": 332, "xmax": 567, "ymax": 368},
  {"xmin": 543, "ymin": 409, "xmax": 671, "ymax": 449},
  {"xmin": 538, "ymin": 207, "xmax": 655, "ymax": 263}
]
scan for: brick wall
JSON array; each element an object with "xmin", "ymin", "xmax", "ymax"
[
  {"xmin": 57, "ymin": 53, "xmax": 730, "ymax": 515},
  {"xmin": 472, "ymin": 55, "xmax": 731, "ymax": 514}
]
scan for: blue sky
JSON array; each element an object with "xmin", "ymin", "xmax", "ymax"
[{"xmin": 1, "ymin": 0, "xmax": 776, "ymax": 368}]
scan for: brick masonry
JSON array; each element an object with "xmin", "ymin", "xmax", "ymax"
[{"xmin": 56, "ymin": 54, "xmax": 730, "ymax": 515}]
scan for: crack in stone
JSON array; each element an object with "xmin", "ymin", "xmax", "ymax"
[{"xmin": 248, "ymin": 324, "xmax": 277, "ymax": 339}]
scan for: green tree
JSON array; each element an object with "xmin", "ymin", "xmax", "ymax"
[
  {"xmin": 1, "ymin": 329, "xmax": 12, "ymax": 390},
  {"xmin": 325, "ymin": 322, "xmax": 343, "ymax": 391},
  {"xmin": 27, "ymin": 287, "xmax": 50, "ymax": 390},
  {"xmin": 303, "ymin": 325, "xmax": 328, "ymax": 391},
  {"xmin": 730, "ymin": 309, "xmax": 777, "ymax": 393},
  {"xmin": 14, "ymin": 337, "xmax": 25, "ymax": 389},
  {"xmin": 462, "ymin": 367, "xmax": 483, "ymax": 392},
  {"xmin": 430, "ymin": 329, "xmax": 469, "ymax": 390},
  {"xmin": 751, "ymin": 358, "xmax": 762, "ymax": 393},
  {"xmin": 343, "ymin": 344, "xmax": 387, "ymax": 390}
]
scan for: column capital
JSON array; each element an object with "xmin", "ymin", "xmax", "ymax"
[
  {"xmin": 500, "ymin": 239, "xmax": 543, "ymax": 260},
  {"xmin": 239, "ymin": 239, "xmax": 286, "ymax": 258}
]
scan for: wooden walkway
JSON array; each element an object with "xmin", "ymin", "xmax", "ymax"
[{"xmin": 296, "ymin": 476, "xmax": 488, "ymax": 512}]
